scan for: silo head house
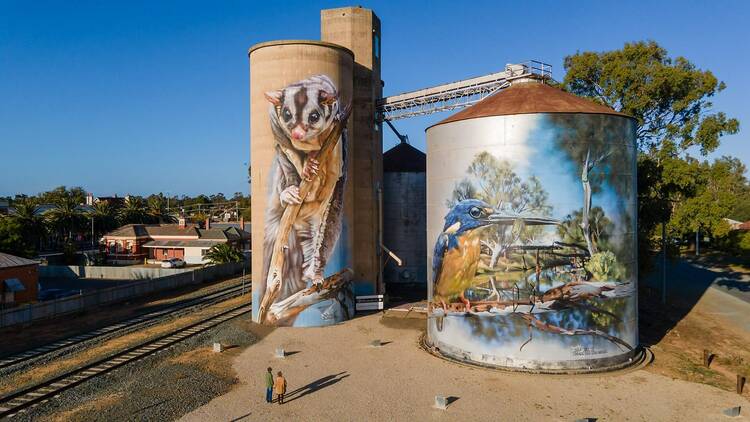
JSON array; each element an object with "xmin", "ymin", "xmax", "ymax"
[{"xmin": 425, "ymin": 77, "xmax": 638, "ymax": 371}]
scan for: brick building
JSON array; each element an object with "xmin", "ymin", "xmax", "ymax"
[
  {"xmin": 101, "ymin": 218, "xmax": 250, "ymax": 265},
  {"xmin": 0, "ymin": 252, "xmax": 39, "ymax": 305}
]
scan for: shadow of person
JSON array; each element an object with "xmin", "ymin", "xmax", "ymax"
[{"xmin": 283, "ymin": 371, "xmax": 349, "ymax": 403}]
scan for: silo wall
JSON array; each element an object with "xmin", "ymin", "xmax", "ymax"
[
  {"xmin": 383, "ymin": 171, "xmax": 427, "ymax": 287},
  {"xmin": 249, "ymin": 41, "xmax": 355, "ymax": 327},
  {"xmin": 425, "ymin": 112, "xmax": 638, "ymax": 371}
]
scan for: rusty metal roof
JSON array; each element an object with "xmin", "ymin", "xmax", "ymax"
[
  {"xmin": 428, "ymin": 81, "xmax": 631, "ymax": 130},
  {"xmin": 0, "ymin": 252, "xmax": 39, "ymax": 269}
]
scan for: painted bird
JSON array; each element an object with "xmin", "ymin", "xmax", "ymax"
[{"xmin": 432, "ymin": 199, "xmax": 506, "ymax": 312}]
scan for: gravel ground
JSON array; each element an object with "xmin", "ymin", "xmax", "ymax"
[{"xmin": 13, "ymin": 317, "xmax": 257, "ymax": 422}]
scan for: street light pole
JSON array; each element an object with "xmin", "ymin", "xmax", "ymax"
[{"xmin": 695, "ymin": 228, "xmax": 700, "ymax": 256}]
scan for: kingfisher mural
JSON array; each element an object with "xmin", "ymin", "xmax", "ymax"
[
  {"xmin": 426, "ymin": 113, "xmax": 637, "ymax": 369},
  {"xmin": 254, "ymin": 75, "xmax": 354, "ymax": 327}
]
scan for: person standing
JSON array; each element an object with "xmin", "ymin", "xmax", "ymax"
[
  {"xmin": 264, "ymin": 367, "xmax": 274, "ymax": 403},
  {"xmin": 274, "ymin": 371, "xmax": 287, "ymax": 405}
]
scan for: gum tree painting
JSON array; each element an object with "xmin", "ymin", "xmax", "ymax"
[{"xmin": 446, "ymin": 152, "xmax": 552, "ymax": 269}]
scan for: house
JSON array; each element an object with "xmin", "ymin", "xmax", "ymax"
[
  {"xmin": 0, "ymin": 252, "xmax": 39, "ymax": 305},
  {"xmin": 725, "ymin": 218, "xmax": 750, "ymax": 231},
  {"xmin": 100, "ymin": 218, "xmax": 250, "ymax": 265}
]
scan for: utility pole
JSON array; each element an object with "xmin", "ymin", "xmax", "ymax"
[
  {"xmin": 695, "ymin": 228, "xmax": 700, "ymax": 256},
  {"xmin": 661, "ymin": 222, "xmax": 667, "ymax": 304},
  {"xmin": 91, "ymin": 216, "xmax": 95, "ymax": 249}
]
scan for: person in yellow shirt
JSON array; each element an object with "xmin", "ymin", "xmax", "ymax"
[{"xmin": 273, "ymin": 371, "xmax": 287, "ymax": 404}]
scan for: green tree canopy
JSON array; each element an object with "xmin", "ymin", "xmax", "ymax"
[
  {"xmin": 563, "ymin": 40, "xmax": 739, "ymax": 157},
  {"xmin": 204, "ymin": 243, "xmax": 244, "ymax": 264}
]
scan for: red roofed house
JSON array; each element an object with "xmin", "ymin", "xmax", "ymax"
[
  {"xmin": 0, "ymin": 252, "xmax": 39, "ymax": 305},
  {"xmin": 101, "ymin": 218, "xmax": 250, "ymax": 265}
]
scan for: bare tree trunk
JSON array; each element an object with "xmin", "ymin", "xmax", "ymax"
[
  {"xmin": 581, "ymin": 150, "xmax": 596, "ymax": 256},
  {"xmin": 489, "ymin": 245, "xmax": 503, "ymax": 268}
]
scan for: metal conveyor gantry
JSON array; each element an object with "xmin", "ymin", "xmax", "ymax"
[{"xmin": 376, "ymin": 60, "xmax": 552, "ymax": 121}]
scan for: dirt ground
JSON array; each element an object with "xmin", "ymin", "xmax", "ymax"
[
  {"xmin": 180, "ymin": 297, "xmax": 750, "ymax": 422},
  {"xmin": 641, "ymin": 288, "xmax": 750, "ymax": 395}
]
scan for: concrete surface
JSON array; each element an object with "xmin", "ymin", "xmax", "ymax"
[{"xmin": 181, "ymin": 313, "xmax": 748, "ymax": 422}]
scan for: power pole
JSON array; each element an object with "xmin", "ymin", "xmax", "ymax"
[
  {"xmin": 695, "ymin": 228, "xmax": 700, "ymax": 256},
  {"xmin": 661, "ymin": 222, "xmax": 667, "ymax": 304}
]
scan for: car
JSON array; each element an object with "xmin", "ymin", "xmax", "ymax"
[{"xmin": 161, "ymin": 258, "xmax": 186, "ymax": 268}]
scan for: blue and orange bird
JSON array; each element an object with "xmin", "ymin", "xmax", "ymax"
[{"xmin": 432, "ymin": 199, "xmax": 505, "ymax": 312}]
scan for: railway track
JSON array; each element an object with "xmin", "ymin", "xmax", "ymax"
[
  {"xmin": 0, "ymin": 281, "xmax": 249, "ymax": 373},
  {"xmin": 0, "ymin": 303, "xmax": 251, "ymax": 418}
]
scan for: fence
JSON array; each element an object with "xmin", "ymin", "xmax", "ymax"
[
  {"xmin": 0, "ymin": 261, "xmax": 249, "ymax": 328},
  {"xmin": 39, "ymin": 265, "xmax": 192, "ymax": 280}
]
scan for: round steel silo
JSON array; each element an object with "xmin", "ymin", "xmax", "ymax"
[
  {"xmin": 249, "ymin": 40, "xmax": 355, "ymax": 327},
  {"xmin": 383, "ymin": 140, "xmax": 427, "ymax": 299},
  {"xmin": 425, "ymin": 79, "xmax": 638, "ymax": 371}
]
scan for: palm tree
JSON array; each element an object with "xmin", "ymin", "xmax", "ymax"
[
  {"xmin": 118, "ymin": 196, "xmax": 147, "ymax": 225},
  {"xmin": 147, "ymin": 196, "xmax": 176, "ymax": 224},
  {"xmin": 88, "ymin": 200, "xmax": 119, "ymax": 237},
  {"xmin": 46, "ymin": 195, "xmax": 83, "ymax": 242},
  {"xmin": 204, "ymin": 243, "xmax": 243, "ymax": 264},
  {"xmin": 4, "ymin": 199, "xmax": 45, "ymax": 255}
]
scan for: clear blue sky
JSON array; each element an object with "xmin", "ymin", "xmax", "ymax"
[{"xmin": 1, "ymin": 0, "xmax": 747, "ymax": 197}]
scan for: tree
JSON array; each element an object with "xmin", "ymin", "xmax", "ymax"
[
  {"xmin": 563, "ymin": 41, "xmax": 740, "ymax": 269},
  {"xmin": 447, "ymin": 152, "xmax": 552, "ymax": 268},
  {"xmin": 46, "ymin": 195, "xmax": 83, "ymax": 241},
  {"xmin": 118, "ymin": 196, "xmax": 147, "ymax": 225},
  {"xmin": 10, "ymin": 198, "xmax": 45, "ymax": 252},
  {"xmin": 563, "ymin": 40, "xmax": 738, "ymax": 156},
  {"xmin": 88, "ymin": 200, "xmax": 119, "ymax": 237},
  {"xmin": 204, "ymin": 243, "xmax": 243, "ymax": 264},
  {"xmin": 558, "ymin": 206, "xmax": 614, "ymax": 250},
  {"xmin": 669, "ymin": 156, "xmax": 748, "ymax": 240},
  {"xmin": 0, "ymin": 217, "xmax": 35, "ymax": 257},
  {"xmin": 146, "ymin": 195, "xmax": 175, "ymax": 224}
]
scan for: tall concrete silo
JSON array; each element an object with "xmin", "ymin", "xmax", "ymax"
[
  {"xmin": 425, "ymin": 78, "xmax": 638, "ymax": 371},
  {"xmin": 383, "ymin": 140, "xmax": 426, "ymax": 300},
  {"xmin": 249, "ymin": 41, "xmax": 355, "ymax": 327}
]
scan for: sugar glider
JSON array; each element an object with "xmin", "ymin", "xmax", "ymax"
[{"xmin": 260, "ymin": 74, "xmax": 348, "ymax": 304}]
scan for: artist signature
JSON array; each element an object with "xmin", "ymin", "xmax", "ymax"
[{"xmin": 571, "ymin": 345, "xmax": 607, "ymax": 356}]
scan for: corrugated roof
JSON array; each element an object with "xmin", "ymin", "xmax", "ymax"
[
  {"xmin": 103, "ymin": 224, "xmax": 250, "ymax": 241},
  {"xmin": 0, "ymin": 252, "xmax": 39, "ymax": 269},
  {"xmin": 142, "ymin": 240, "xmax": 223, "ymax": 248},
  {"xmin": 383, "ymin": 142, "xmax": 426, "ymax": 173},
  {"xmin": 146, "ymin": 225, "xmax": 199, "ymax": 237},
  {"xmin": 428, "ymin": 81, "xmax": 631, "ymax": 130}
]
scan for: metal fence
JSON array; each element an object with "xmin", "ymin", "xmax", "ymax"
[{"xmin": 0, "ymin": 262, "xmax": 249, "ymax": 328}]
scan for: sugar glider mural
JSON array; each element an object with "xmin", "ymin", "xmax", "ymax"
[
  {"xmin": 426, "ymin": 112, "xmax": 637, "ymax": 371},
  {"xmin": 257, "ymin": 75, "xmax": 354, "ymax": 326}
]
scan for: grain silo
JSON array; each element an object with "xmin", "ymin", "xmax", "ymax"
[
  {"xmin": 249, "ymin": 40, "xmax": 355, "ymax": 327},
  {"xmin": 382, "ymin": 140, "xmax": 426, "ymax": 300},
  {"xmin": 424, "ymin": 78, "xmax": 638, "ymax": 371}
]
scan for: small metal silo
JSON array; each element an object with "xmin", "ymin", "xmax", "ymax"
[{"xmin": 382, "ymin": 140, "xmax": 427, "ymax": 299}]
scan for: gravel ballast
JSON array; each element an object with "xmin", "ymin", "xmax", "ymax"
[{"xmin": 14, "ymin": 318, "xmax": 257, "ymax": 422}]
